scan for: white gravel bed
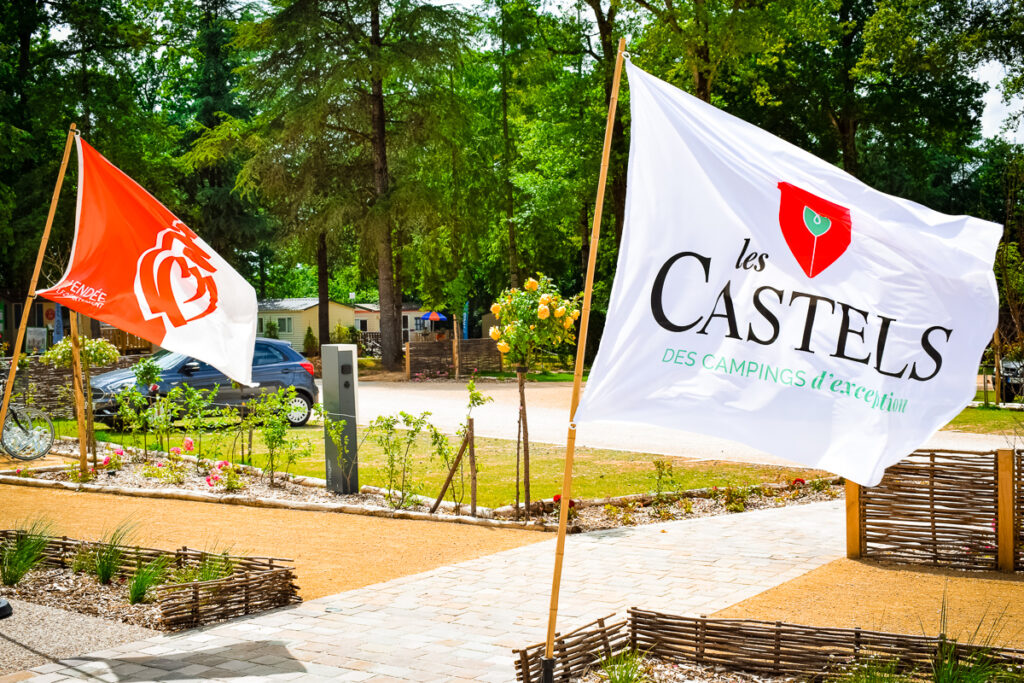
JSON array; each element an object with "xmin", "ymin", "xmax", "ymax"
[
  {"xmin": 0, "ymin": 598, "xmax": 156, "ymax": 675},
  {"xmin": 578, "ymin": 657, "xmax": 797, "ymax": 682}
]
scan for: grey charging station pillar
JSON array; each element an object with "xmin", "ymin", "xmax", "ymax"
[{"xmin": 322, "ymin": 344, "xmax": 358, "ymax": 493}]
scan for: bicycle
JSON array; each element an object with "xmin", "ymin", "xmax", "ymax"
[{"xmin": 0, "ymin": 377, "xmax": 55, "ymax": 462}]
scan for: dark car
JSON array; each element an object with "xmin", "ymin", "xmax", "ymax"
[{"xmin": 91, "ymin": 338, "xmax": 318, "ymax": 428}]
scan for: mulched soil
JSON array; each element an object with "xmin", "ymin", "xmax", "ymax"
[
  {"xmin": 0, "ymin": 567, "xmax": 161, "ymax": 630},
  {"xmin": 578, "ymin": 658, "xmax": 796, "ymax": 682},
  {"xmin": 542, "ymin": 485, "xmax": 845, "ymax": 532},
  {"xmin": 27, "ymin": 443, "xmax": 844, "ymax": 532}
]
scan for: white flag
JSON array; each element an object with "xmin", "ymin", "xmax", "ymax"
[{"xmin": 575, "ymin": 61, "xmax": 1001, "ymax": 486}]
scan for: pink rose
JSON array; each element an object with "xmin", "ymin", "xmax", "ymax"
[
  {"xmin": 157, "ymin": 462, "xmax": 164, "ymax": 468},
  {"xmin": 217, "ymin": 460, "xmax": 229, "ymax": 469},
  {"xmin": 114, "ymin": 448, "xmax": 124, "ymax": 456},
  {"xmin": 212, "ymin": 474, "xmax": 221, "ymax": 482},
  {"xmin": 170, "ymin": 447, "xmax": 181, "ymax": 455},
  {"xmin": 182, "ymin": 437, "xmax": 194, "ymax": 452},
  {"xmin": 205, "ymin": 477, "xmax": 214, "ymax": 486},
  {"xmin": 102, "ymin": 456, "xmax": 111, "ymax": 466}
]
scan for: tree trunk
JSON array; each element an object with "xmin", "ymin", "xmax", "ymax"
[
  {"xmin": 316, "ymin": 231, "xmax": 329, "ymax": 349},
  {"xmin": 500, "ymin": 0, "xmax": 518, "ymax": 287},
  {"xmin": 369, "ymin": 0, "xmax": 402, "ymax": 370},
  {"xmin": 835, "ymin": 114, "xmax": 859, "ymax": 178},
  {"xmin": 517, "ymin": 367, "xmax": 530, "ymax": 519}
]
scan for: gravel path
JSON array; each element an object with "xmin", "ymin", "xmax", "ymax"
[{"xmin": 0, "ymin": 599, "xmax": 156, "ymax": 675}]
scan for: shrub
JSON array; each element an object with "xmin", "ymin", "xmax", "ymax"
[
  {"xmin": 93, "ymin": 521, "xmax": 136, "ymax": 584},
  {"xmin": 127, "ymin": 555, "xmax": 170, "ymax": 604},
  {"xmin": 303, "ymin": 326, "xmax": 319, "ymax": 356},
  {"xmin": 172, "ymin": 551, "xmax": 234, "ymax": 584},
  {"xmin": 0, "ymin": 519, "xmax": 53, "ymax": 586},
  {"xmin": 264, "ymin": 320, "xmax": 279, "ymax": 339},
  {"xmin": 367, "ymin": 412, "xmax": 430, "ymax": 509}
]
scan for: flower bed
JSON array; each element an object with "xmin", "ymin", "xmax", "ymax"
[
  {"xmin": 0, "ymin": 530, "xmax": 298, "ymax": 630},
  {"xmin": 4, "ymin": 441, "xmax": 844, "ymax": 533}
]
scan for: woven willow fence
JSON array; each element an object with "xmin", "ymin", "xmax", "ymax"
[
  {"xmin": 513, "ymin": 610, "xmax": 1024, "ymax": 681},
  {"xmin": 849, "ymin": 448, "xmax": 1022, "ymax": 571},
  {"xmin": 0, "ymin": 531, "xmax": 299, "ymax": 629}
]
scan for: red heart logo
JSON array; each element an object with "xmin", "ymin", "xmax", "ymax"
[{"xmin": 778, "ymin": 182, "xmax": 852, "ymax": 278}]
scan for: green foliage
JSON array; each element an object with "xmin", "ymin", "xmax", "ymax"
[
  {"xmin": 0, "ymin": 519, "xmax": 53, "ymax": 586},
  {"xmin": 367, "ymin": 411, "xmax": 431, "ymax": 509},
  {"xmin": 132, "ymin": 357, "xmax": 162, "ymax": 387},
  {"xmin": 303, "ymin": 326, "xmax": 319, "ymax": 356},
  {"xmin": 65, "ymin": 463, "xmax": 97, "ymax": 483},
  {"xmin": 127, "ymin": 555, "xmax": 170, "ymax": 604},
  {"xmin": 243, "ymin": 387, "xmax": 312, "ymax": 484},
  {"xmin": 264, "ymin": 320, "xmax": 280, "ymax": 339},
  {"xmin": 489, "ymin": 274, "xmax": 580, "ymax": 368},
  {"xmin": 330, "ymin": 324, "xmax": 360, "ymax": 344},
  {"xmin": 652, "ymin": 458, "xmax": 678, "ymax": 504},
  {"xmin": 838, "ymin": 659, "xmax": 909, "ymax": 682},
  {"xmin": 92, "ymin": 521, "xmax": 136, "ymax": 585},
  {"xmin": 171, "ymin": 551, "xmax": 234, "ymax": 584},
  {"xmin": 599, "ymin": 649, "xmax": 649, "ymax": 683},
  {"xmin": 39, "ymin": 337, "xmax": 120, "ymax": 369}
]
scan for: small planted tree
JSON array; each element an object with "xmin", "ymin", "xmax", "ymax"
[{"xmin": 489, "ymin": 274, "xmax": 580, "ymax": 518}]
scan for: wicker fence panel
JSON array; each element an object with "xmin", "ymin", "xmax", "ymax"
[
  {"xmin": 859, "ymin": 449, "xmax": 1000, "ymax": 570},
  {"xmin": 1, "ymin": 354, "xmax": 144, "ymax": 419},
  {"xmin": 407, "ymin": 339, "xmax": 503, "ymax": 379},
  {"xmin": 0, "ymin": 532, "xmax": 299, "ymax": 629},
  {"xmin": 513, "ymin": 616, "xmax": 629, "ymax": 683},
  {"xmin": 629, "ymin": 610, "xmax": 1024, "ymax": 679}
]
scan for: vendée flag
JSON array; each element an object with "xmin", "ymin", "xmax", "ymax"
[
  {"xmin": 38, "ymin": 136, "xmax": 257, "ymax": 385},
  {"xmin": 574, "ymin": 62, "xmax": 1001, "ymax": 486}
]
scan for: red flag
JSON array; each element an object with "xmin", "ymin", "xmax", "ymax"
[{"xmin": 38, "ymin": 137, "xmax": 257, "ymax": 384}]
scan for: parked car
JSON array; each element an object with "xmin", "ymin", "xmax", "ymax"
[
  {"xmin": 91, "ymin": 337, "xmax": 317, "ymax": 428},
  {"xmin": 1001, "ymin": 360, "xmax": 1023, "ymax": 402}
]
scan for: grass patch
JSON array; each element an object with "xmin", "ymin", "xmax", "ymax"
[
  {"xmin": 477, "ymin": 370, "xmax": 588, "ymax": 382},
  {"xmin": 0, "ymin": 518, "xmax": 53, "ymax": 586},
  {"xmin": 60, "ymin": 419, "xmax": 828, "ymax": 508},
  {"xmin": 944, "ymin": 407, "xmax": 1024, "ymax": 435}
]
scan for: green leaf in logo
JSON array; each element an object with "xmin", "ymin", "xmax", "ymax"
[{"xmin": 803, "ymin": 206, "xmax": 831, "ymax": 237}]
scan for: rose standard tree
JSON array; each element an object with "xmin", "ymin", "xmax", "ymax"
[{"xmin": 489, "ymin": 275, "xmax": 580, "ymax": 519}]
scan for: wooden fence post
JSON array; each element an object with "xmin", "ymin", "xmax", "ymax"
[
  {"xmin": 997, "ymin": 448, "xmax": 1014, "ymax": 572},
  {"xmin": 404, "ymin": 342, "xmax": 411, "ymax": 379},
  {"xmin": 846, "ymin": 480, "xmax": 862, "ymax": 559}
]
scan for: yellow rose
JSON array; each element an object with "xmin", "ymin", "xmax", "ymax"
[
  {"xmin": 524, "ymin": 278, "xmax": 539, "ymax": 291},
  {"xmin": 537, "ymin": 305, "xmax": 550, "ymax": 320},
  {"xmin": 530, "ymin": 324, "xmax": 535, "ymax": 330},
  {"xmin": 571, "ymin": 310, "xmax": 580, "ymax": 320},
  {"xmin": 497, "ymin": 341, "xmax": 510, "ymax": 354},
  {"xmin": 489, "ymin": 326, "xmax": 501, "ymax": 340},
  {"xmin": 539, "ymin": 293, "xmax": 551, "ymax": 305},
  {"xmin": 554, "ymin": 306, "xmax": 566, "ymax": 318},
  {"xmin": 563, "ymin": 317, "xmax": 573, "ymax": 329},
  {"xmin": 490, "ymin": 303, "xmax": 501, "ymax": 317}
]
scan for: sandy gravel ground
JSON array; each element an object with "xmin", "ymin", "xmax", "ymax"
[
  {"xmin": 356, "ymin": 381, "xmax": 1018, "ymax": 466},
  {"xmin": 713, "ymin": 558, "xmax": 1024, "ymax": 649},
  {"xmin": 0, "ymin": 486, "xmax": 545, "ymax": 601},
  {"xmin": 0, "ymin": 598, "xmax": 156, "ymax": 675}
]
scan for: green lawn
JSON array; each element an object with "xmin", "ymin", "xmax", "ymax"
[
  {"xmin": 478, "ymin": 370, "xmax": 589, "ymax": 382},
  {"xmin": 945, "ymin": 406, "xmax": 1024, "ymax": 435},
  {"xmin": 57, "ymin": 419, "xmax": 826, "ymax": 508}
]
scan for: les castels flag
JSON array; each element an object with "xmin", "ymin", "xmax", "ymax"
[
  {"xmin": 38, "ymin": 136, "xmax": 257, "ymax": 385},
  {"xmin": 574, "ymin": 61, "xmax": 1001, "ymax": 486}
]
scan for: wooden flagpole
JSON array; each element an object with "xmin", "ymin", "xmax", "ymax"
[
  {"xmin": 0, "ymin": 124, "xmax": 78, "ymax": 444},
  {"xmin": 542, "ymin": 38, "xmax": 626, "ymax": 672},
  {"xmin": 68, "ymin": 312, "xmax": 90, "ymax": 474}
]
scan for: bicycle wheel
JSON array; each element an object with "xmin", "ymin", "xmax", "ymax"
[{"xmin": 1, "ymin": 406, "xmax": 55, "ymax": 461}]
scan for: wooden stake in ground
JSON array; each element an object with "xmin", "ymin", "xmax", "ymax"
[
  {"xmin": 68, "ymin": 313, "xmax": 90, "ymax": 474},
  {"xmin": 468, "ymin": 417, "xmax": 477, "ymax": 517},
  {"xmin": 0, "ymin": 124, "xmax": 78, "ymax": 440},
  {"xmin": 517, "ymin": 366, "xmax": 531, "ymax": 518},
  {"xmin": 543, "ymin": 38, "xmax": 627, "ymax": 668}
]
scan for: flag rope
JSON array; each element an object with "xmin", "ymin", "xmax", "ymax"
[{"xmin": 542, "ymin": 37, "xmax": 627, "ymax": 675}]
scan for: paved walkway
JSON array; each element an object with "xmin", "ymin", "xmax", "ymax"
[{"xmin": 14, "ymin": 500, "xmax": 844, "ymax": 682}]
